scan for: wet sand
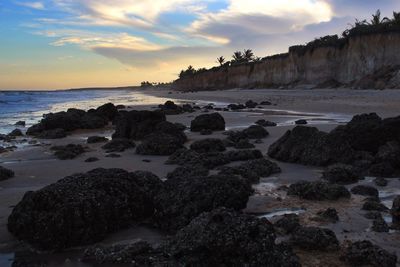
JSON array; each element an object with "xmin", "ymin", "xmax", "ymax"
[{"xmin": 1, "ymin": 88, "xmax": 400, "ymax": 266}]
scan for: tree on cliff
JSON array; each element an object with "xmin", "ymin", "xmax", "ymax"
[
  {"xmin": 391, "ymin": 11, "xmax": 400, "ymax": 25},
  {"xmin": 369, "ymin": 9, "xmax": 389, "ymax": 25},
  {"xmin": 216, "ymin": 56, "xmax": 225, "ymax": 66},
  {"xmin": 243, "ymin": 49, "xmax": 255, "ymax": 62},
  {"xmin": 179, "ymin": 65, "xmax": 196, "ymax": 79},
  {"xmin": 232, "ymin": 51, "xmax": 244, "ymax": 62}
]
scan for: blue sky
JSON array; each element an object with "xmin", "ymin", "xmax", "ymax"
[{"xmin": 0, "ymin": 0, "xmax": 399, "ymax": 89}]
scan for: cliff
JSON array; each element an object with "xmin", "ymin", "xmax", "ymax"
[{"xmin": 173, "ymin": 32, "xmax": 400, "ymax": 91}]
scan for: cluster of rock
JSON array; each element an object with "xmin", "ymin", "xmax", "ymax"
[
  {"xmin": 157, "ymin": 100, "xmax": 197, "ymax": 114},
  {"xmin": 0, "ymin": 166, "xmax": 14, "ymax": 181},
  {"xmin": 227, "ymin": 100, "xmax": 272, "ymax": 110}
]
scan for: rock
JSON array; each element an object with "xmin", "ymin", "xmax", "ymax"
[
  {"xmin": 369, "ymin": 162, "xmax": 396, "ymax": 177},
  {"xmin": 315, "ymin": 208, "xmax": 339, "ymax": 223},
  {"xmin": 136, "ymin": 133, "xmax": 184, "ymax": 155},
  {"xmin": 242, "ymin": 125, "xmax": 269, "ymax": 139},
  {"xmin": 105, "ymin": 153, "xmax": 121, "ymax": 158},
  {"xmin": 364, "ymin": 211, "xmax": 382, "ymax": 220},
  {"xmin": 227, "ymin": 103, "xmax": 246, "ymax": 110},
  {"xmin": 371, "ymin": 215, "xmax": 389, "ymax": 232},
  {"xmin": 15, "ymin": 121, "xmax": 26, "ymax": 126},
  {"xmin": 190, "ymin": 113, "xmax": 225, "ymax": 132},
  {"xmin": 362, "ymin": 200, "xmax": 389, "ymax": 211},
  {"xmin": 200, "ymin": 129, "xmax": 213, "ymax": 135},
  {"xmin": 166, "ymin": 165, "xmax": 209, "ymax": 180},
  {"xmin": 341, "ymin": 240, "xmax": 397, "ymax": 267},
  {"xmin": 0, "ymin": 166, "xmax": 14, "ymax": 181},
  {"xmin": 8, "ymin": 129, "xmax": 23, "ymax": 137},
  {"xmin": 101, "ymin": 138, "xmax": 135, "ymax": 152},
  {"xmin": 51, "ymin": 144, "xmax": 86, "ymax": 160},
  {"xmin": 288, "ymin": 181, "xmax": 350, "ymax": 201},
  {"xmin": 295, "ymin": 119, "xmax": 307, "ymax": 125},
  {"xmin": 245, "ymin": 100, "xmax": 258, "ymax": 108},
  {"xmin": 375, "ymin": 141, "xmax": 400, "ymax": 168},
  {"xmin": 158, "ymin": 100, "xmax": 183, "ymax": 115},
  {"xmin": 217, "ymin": 158, "xmax": 281, "ymax": 184},
  {"xmin": 36, "ymin": 128, "xmax": 67, "ymax": 139},
  {"xmin": 291, "ymin": 226, "xmax": 339, "ymax": 250},
  {"xmin": 322, "ymin": 164, "xmax": 361, "ymax": 184},
  {"xmin": 260, "ymin": 101, "xmax": 272, "ymax": 105},
  {"xmin": 95, "ymin": 103, "xmax": 118, "ymax": 121},
  {"xmin": 391, "ymin": 195, "xmax": 400, "ymax": 226},
  {"xmin": 165, "ymin": 148, "xmax": 203, "ymax": 166},
  {"xmin": 154, "ymin": 121, "xmax": 187, "ymax": 144},
  {"xmin": 112, "ymin": 110, "xmax": 166, "ymax": 140},
  {"xmin": 351, "ymin": 185, "xmax": 379, "ymax": 198},
  {"xmin": 8, "ymin": 168, "xmax": 162, "ymax": 250},
  {"xmin": 255, "ymin": 119, "xmax": 277, "ymax": 127},
  {"xmin": 374, "ymin": 177, "xmax": 388, "ymax": 186},
  {"xmin": 116, "ymin": 105, "xmax": 126, "ymax": 109},
  {"xmin": 190, "ymin": 138, "xmax": 226, "ymax": 153},
  {"xmin": 85, "ymin": 157, "xmax": 99, "ymax": 163},
  {"xmin": 274, "ymin": 214, "xmax": 300, "ymax": 234},
  {"xmin": 234, "ymin": 139, "xmax": 255, "ymax": 149},
  {"xmin": 153, "ymin": 175, "xmax": 253, "ymax": 232},
  {"xmin": 167, "ymin": 208, "xmax": 301, "ymax": 266},
  {"xmin": 87, "ymin": 136, "xmax": 108, "ymax": 144}
]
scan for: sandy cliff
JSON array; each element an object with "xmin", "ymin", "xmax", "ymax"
[{"xmin": 173, "ymin": 33, "xmax": 400, "ymax": 91}]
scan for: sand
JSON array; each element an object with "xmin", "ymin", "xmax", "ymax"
[{"xmin": 0, "ymin": 88, "xmax": 400, "ymax": 266}]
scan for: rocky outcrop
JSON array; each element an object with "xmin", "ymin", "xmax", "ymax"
[
  {"xmin": 174, "ymin": 33, "xmax": 400, "ymax": 90},
  {"xmin": 190, "ymin": 113, "xmax": 225, "ymax": 132},
  {"xmin": 287, "ymin": 181, "xmax": 350, "ymax": 201},
  {"xmin": 0, "ymin": 166, "xmax": 14, "ymax": 181}
]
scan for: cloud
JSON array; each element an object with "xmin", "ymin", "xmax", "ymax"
[{"xmin": 16, "ymin": 1, "xmax": 45, "ymax": 10}]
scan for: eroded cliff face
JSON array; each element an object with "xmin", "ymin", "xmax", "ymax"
[{"xmin": 173, "ymin": 33, "xmax": 400, "ymax": 91}]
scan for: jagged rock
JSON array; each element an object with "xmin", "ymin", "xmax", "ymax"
[
  {"xmin": 15, "ymin": 121, "xmax": 25, "ymax": 126},
  {"xmin": 315, "ymin": 208, "xmax": 339, "ymax": 223},
  {"xmin": 95, "ymin": 103, "xmax": 118, "ymax": 121},
  {"xmin": 0, "ymin": 166, "xmax": 14, "ymax": 181},
  {"xmin": 371, "ymin": 215, "xmax": 389, "ymax": 232},
  {"xmin": 153, "ymin": 175, "xmax": 253, "ymax": 232},
  {"xmin": 112, "ymin": 110, "xmax": 166, "ymax": 140},
  {"xmin": 87, "ymin": 136, "xmax": 109, "ymax": 144},
  {"xmin": 8, "ymin": 168, "xmax": 162, "ymax": 250},
  {"xmin": 136, "ymin": 133, "xmax": 184, "ymax": 155},
  {"xmin": 322, "ymin": 164, "xmax": 361, "ymax": 184},
  {"xmin": 245, "ymin": 100, "xmax": 258, "ymax": 108},
  {"xmin": 101, "ymin": 138, "xmax": 135, "ymax": 152},
  {"xmin": 291, "ymin": 226, "xmax": 339, "ymax": 250},
  {"xmin": 154, "ymin": 121, "xmax": 187, "ymax": 143},
  {"xmin": 234, "ymin": 139, "xmax": 255, "ymax": 149},
  {"xmin": 85, "ymin": 157, "xmax": 99, "ymax": 163},
  {"xmin": 288, "ymin": 181, "xmax": 350, "ymax": 201},
  {"xmin": 217, "ymin": 158, "xmax": 281, "ymax": 184},
  {"xmin": 36, "ymin": 128, "xmax": 67, "ymax": 139},
  {"xmin": 8, "ymin": 129, "xmax": 23, "ymax": 137},
  {"xmin": 190, "ymin": 138, "xmax": 226, "ymax": 153},
  {"xmin": 167, "ymin": 208, "xmax": 301, "ymax": 266},
  {"xmin": 274, "ymin": 214, "xmax": 300, "ymax": 234},
  {"xmin": 391, "ymin": 195, "xmax": 400, "ymax": 226},
  {"xmin": 242, "ymin": 125, "xmax": 269, "ymax": 139},
  {"xmin": 351, "ymin": 185, "xmax": 379, "ymax": 198},
  {"xmin": 190, "ymin": 113, "xmax": 225, "ymax": 132},
  {"xmin": 295, "ymin": 119, "xmax": 307, "ymax": 125},
  {"xmin": 166, "ymin": 165, "xmax": 209, "ymax": 180},
  {"xmin": 256, "ymin": 119, "xmax": 277, "ymax": 127},
  {"xmin": 51, "ymin": 144, "xmax": 86, "ymax": 160},
  {"xmin": 341, "ymin": 240, "xmax": 397, "ymax": 267},
  {"xmin": 374, "ymin": 177, "xmax": 388, "ymax": 186},
  {"xmin": 362, "ymin": 200, "xmax": 388, "ymax": 211}
]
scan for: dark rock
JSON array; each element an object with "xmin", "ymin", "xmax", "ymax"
[
  {"xmin": 260, "ymin": 101, "xmax": 272, "ymax": 105},
  {"xmin": 322, "ymin": 164, "xmax": 361, "ymax": 184},
  {"xmin": 291, "ymin": 226, "xmax": 339, "ymax": 250},
  {"xmin": 165, "ymin": 148, "xmax": 203, "ymax": 166},
  {"xmin": 166, "ymin": 165, "xmax": 209, "ymax": 180},
  {"xmin": 371, "ymin": 215, "xmax": 389, "ymax": 232},
  {"xmin": 351, "ymin": 185, "xmax": 379, "ymax": 198},
  {"xmin": 391, "ymin": 195, "xmax": 400, "ymax": 226},
  {"xmin": 8, "ymin": 129, "xmax": 23, "ymax": 137},
  {"xmin": 136, "ymin": 133, "xmax": 184, "ymax": 155},
  {"xmin": 95, "ymin": 103, "xmax": 118, "ymax": 121},
  {"xmin": 167, "ymin": 208, "xmax": 300, "ymax": 266},
  {"xmin": 228, "ymin": 103, "xmax": 246, "ymax": 110},
  {"xmin": 234, "ymin": 139, "xmax": 255, "ymax": 149},
  {"xmin": 190, "ymin": 113, "xmax": 225, "ymax": 132},
  {"xmin": 374, "ymin": 177, "xmax": 388, "ymax": 186},
  {"xmin": 225, "ymin": 149, "xmax": 263, "ymax": 162},
  {"xmin": 256, "ymin": 119, "xmax": 277, "ymax": 127},
  {"xmin": 51, "ymin": 144, "xmax": 85, "ymax": 160},
  {"xmin": 0, "ymin": 166, "xmax": 14, "ymax": 181},
  {"xmin": 116, "ymin": 105, "xmax": 126, "ymax": 109},
  {"xmin": 315, "ymin": 208, "xmax": 339, "ymax": 223},
  {"xmin": 288, "ymin": 181, "xmax": 350, "ymax": 201},
  {"xmin": 87, "ymin": 136, "xmax": 108, "ymax": 144},
  {"xmin": 369, "ymin": 162, "xmax": 396, "ymax": 177},
  {"xmin": 190, "ymin": 138, "xmax": 226, "ymax": 153},
  {"xmin": 8, "ymin": 168, "xmax": 162, "ymax": 250},
  {"xmin": 105, "ymin": 153, "xmax": 121, "ymax": 158},
  {"xmin": 15, "ymin": 121, "xmax": 26, "ymax": 126},
  {"xmin": 200, "ymin": 129, "xmax": 213, "ymax": 135},
  {"xmin": 36, "ymin": 128, "xmax": 67, "ymax": 139},
  {"xmin": 295, "ymin": 119, "xmax": 307, "ymax": 125},
  {"xmin": 274, "ymin": 214, "xmax": 300, "ymax": 234},
  {"xmin": 154, "ymin": 121, "xmax": 187, "ymax": 143},
  {"xmin": 101, "ymin": 138, "xmax": 135, "ymax": 152},
  {"xmin": 242, "ymin": 125, "xmax": 269, "ymax": 139},
  {"xmin": 362, "ymin": 200, "xmax": 389, "ymax": 211},
  {"xmin": 112, "ymin": 110, "xmax": 166, "ymax": 140},
  {"xmin": 375, "ymin": 141, "xmax": 400, "ymax": 169},
  {"xmin": 158, "ymin": 100, "xmax": 183, "ymax": 115},
  {"xmin": 364, "ymin": 211, "xmax": 382, "ymax": 220},
  {"xmin": 85, "ymin": 157, "xmax": 99, "ymax": 163},
  {"xmin": 153, "ymin": 175, "xmax": 253, "ymax": 232},
  {"xmin": 341, "ymin": 240, "xmax": 397, "ymax": 267},
  {"xmin": 245, "ymin": 100, "xmax": 258, "ymax": 108}
]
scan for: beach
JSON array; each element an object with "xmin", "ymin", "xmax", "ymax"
[{"xmin": 1, "ymin": 88, "xmax": 400, "ymax": 266}]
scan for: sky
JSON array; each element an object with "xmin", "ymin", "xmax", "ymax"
[{"xmin": 0, "ymin": 0, "xmax": 399, "ymax": 90}]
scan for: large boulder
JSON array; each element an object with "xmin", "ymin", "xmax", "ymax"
[
  {"xmin": 351, "ymin": 185, "xmax": 379, "ymax": 198},
  {"xmin": 112, "ymin": 110, "xmax": 166, "ymax": 140},
  {"xmin": 36, "ymin": 128, "xmax": 67, "ymax": 139},
  {"xmin": 0, "ymin": 166, "xmax": 14, "ymax": 181},
  {"xmin": 101, "ymin": 138, "xmax": 136, "ymax": 152},
  {"xmin": 158, "ymin": 100, "xmax": 183, "ymax": 115},
  {"xmin": 322, "ymin": 164, "xmax": 361, "ymax": 184},
  {"xmin": 167, "ymin": 208, "xmax": 301, "ymax": 266},
  {"xmin": 51, "ymin": 144, "xmax": 86, "ymax": 160},
  {"xmin": 153, "ymin": 175, "xmax": 253, "ymax": 232},
  {"xmin": 291, "ymin": 226, "xmax": 339, "ymax": 250},
  {"xmin": 190, "ymin": 138, "xmax": 226, "ymax": 153},
  {"xmin": 95, "ymin": 103, "xmax": 118, "ymax": 121},
  {"xmin": 287, "ymin": 181, "xmax": 350, "ymax": 201},
  {"xmin": 190, "ymin": 113, "xmax": 225, "ymax": 132},
  {"xmin": 8, "ymin": 168, "xmax": 162, "ymax": 250},
  {"xmin": 341, "ymin": 240, "xmax": 397, "ymax": 267},
  {"xmin": 136, "ymin": 133, "xmax": 184, "ymax": 155}
]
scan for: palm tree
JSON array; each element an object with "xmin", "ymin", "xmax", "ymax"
[
  {"xmin": 186, "ymin": 65, "xmax": 195, "ymax": 74},
  {"xmin": 243, "ymin": 49, "xmax": 255, "ymax": 62},
  {"xmin": 216, "ymin": 56, "xmax": 225, "ymax": 66},
  {"xmin": 369, "ymin": 9, "xmax": 389, "ymax": 25},
  {"xmin": 232, "ymin": 51, "xmax": 243, "ymax": 62},
  {"xmin": 391, "ymin": 11, "xmax": 400, "ymax": 25}
]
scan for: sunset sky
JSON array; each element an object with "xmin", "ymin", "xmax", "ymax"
[{"xmin": 1, "ymin": 0, "xmax": 399, "ymax": 90}]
